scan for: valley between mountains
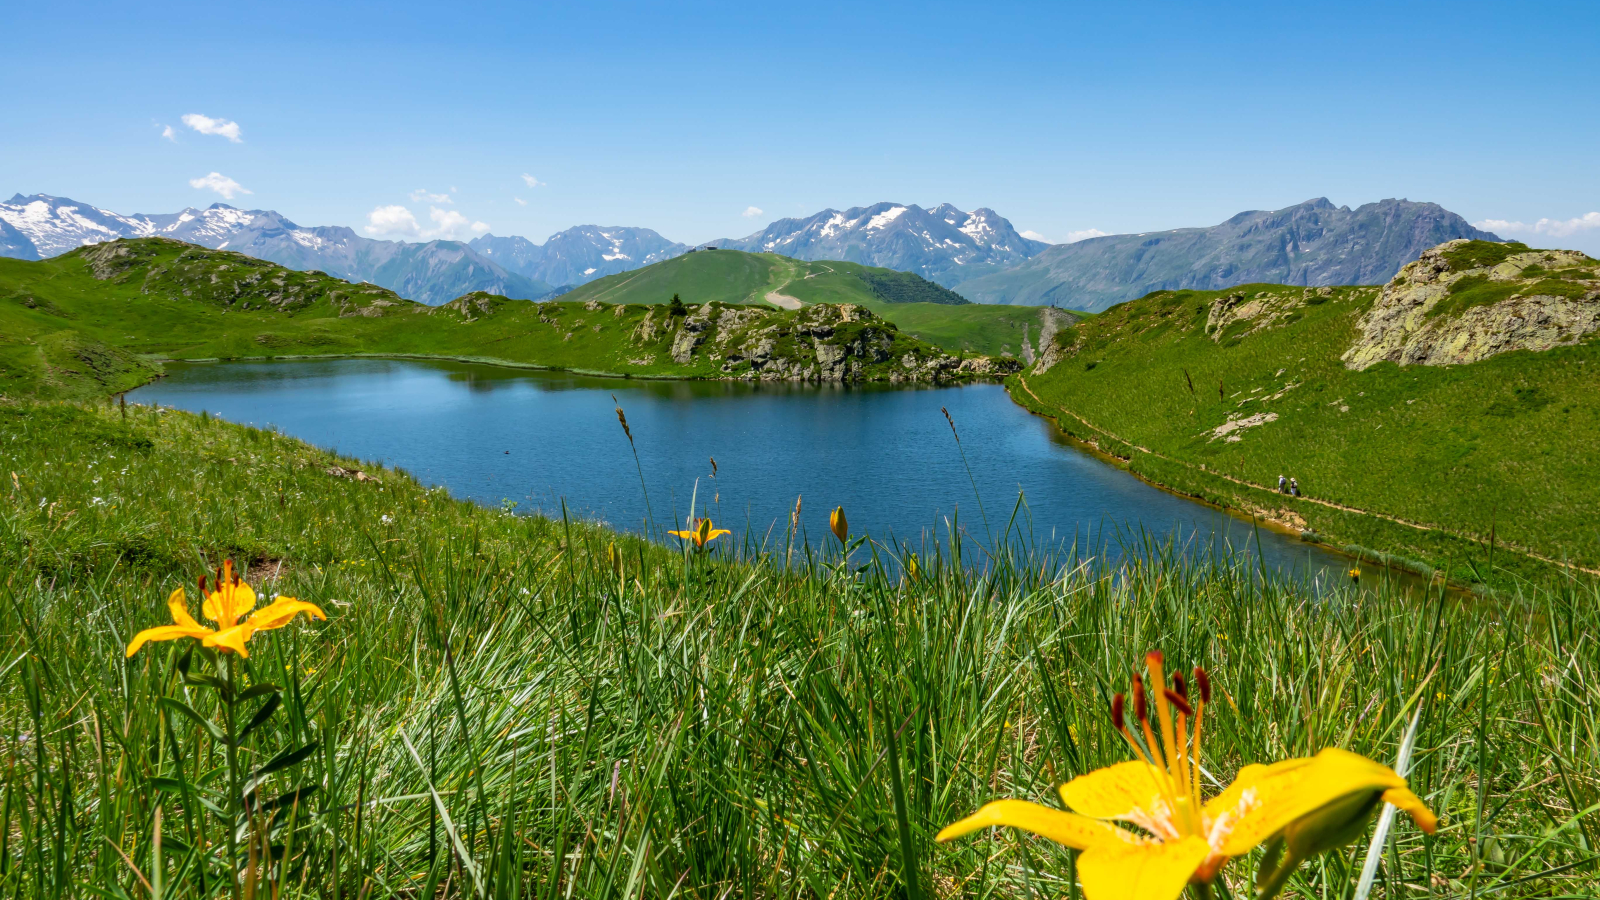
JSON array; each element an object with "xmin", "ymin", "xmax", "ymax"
[{"xmin": 2, "ymin": 229, "xmax": 1595, "ymax": 591}]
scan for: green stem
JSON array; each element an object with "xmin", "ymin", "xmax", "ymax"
[{"xmin": 222, "ymin": 654, "xmax": 242, "ymax": 900}]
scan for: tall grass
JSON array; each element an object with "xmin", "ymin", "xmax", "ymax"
[{"xmin": 0, "ymin": 400, "xmax": 1596, "ymax": 897}]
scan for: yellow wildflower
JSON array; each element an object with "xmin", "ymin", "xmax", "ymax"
[
  {"xmin": 937, "ymin": 651, "xmax": 1435, "ymax": 900},
  {"xmin": 829, "ymin": 506, "xmax": 848, "ymax": 544},
  {"xmin": 668, "ymin": 518, "xmax": 731, "ymax": 549},
  {"xmin": 127, "ymin": 560, "xmax": 327, "ymax": 659}
]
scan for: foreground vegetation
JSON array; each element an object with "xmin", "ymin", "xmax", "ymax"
[
  {"xmin": 1015, "ymin": 245, "xmax": 1600, "ymax": 589},
  {"xmin": 1, "ymin": 399, "xmax": 1596, "ymax": 897}
]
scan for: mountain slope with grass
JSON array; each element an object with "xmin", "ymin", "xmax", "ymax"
[
  {"xmin": 1013, "ymin": 240, "xmax": 1600, "ymax": 586},
  {"xmin": 0, "ymin": 397, "xmax": 1593, "ymax": 897},
  {"xmin": 0, "ymin": 238, "xmax": 1013, "ymax": 398},
  {"xmin": 561, "ymin": 248, "xmax": 1077, "ymax": 358}
]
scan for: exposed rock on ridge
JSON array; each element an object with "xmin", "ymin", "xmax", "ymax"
[{"xmin": 1343, "ymin": 241, "xmax": 1600, "ymax": 370}]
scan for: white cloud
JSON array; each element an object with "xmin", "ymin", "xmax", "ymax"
[
  {"xmin": 1064, "ymin": 228, "xmax": 1110, "ymax": 243},
  {"xmin": 188, "ymin": 172, "xmax": 251, "ymax": 200},
  {"xmin": 521, "ymin": 173, "xmax": 545, "ymax": 188},
  {"xmin": 1020, "ymin": 229, "xmax": 1049, "ymax": 242},
  {"xmin": 410, "ymin": 189, "xmax": 452, "ymax": 204},
  {"xmin": 742, "ymin": 206, "xmax": 764, "ymax": 218},
  {"xmin": 160, "ymin": 124, "xmax": 176, "ymax": 142},
  {"xmin": 365, "ymin": 205, "xmax": 421, "ymax": 237},
  {"xmin": 1475, "ymin": 213, "xmax": 1600, "ymax": 239},
  {"xmin": 364, "ymin": 205, "xmax": 489, "ymax": 240},
  {"xmin": 181, "ymin": 113, "xmax": 243, "ymax": 142},
  {"xmin": 513, "ymin": 197, "xmax": 527, "ymax": 206}
]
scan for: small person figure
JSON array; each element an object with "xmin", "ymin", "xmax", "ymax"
[
  {"xmin": 1290, "ymin": 477, "xmax": 1300, "ymax": 497},
  {"xmin": 1278, "ymin": 474, "xmax": 1287, "ymax": 494}
]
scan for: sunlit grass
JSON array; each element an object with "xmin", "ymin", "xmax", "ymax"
[{"xmin": 0, "ymin": 399, "xmax": 1595, "ymax": 897}]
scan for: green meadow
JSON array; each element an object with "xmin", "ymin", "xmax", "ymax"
[
  {"xmin": 1013, "ymin": 278, "xmax": 1600, "ymax": 589},
  {"xmin": 1, "ymin": 399, "xmax": 1596, "ymax": 897}
]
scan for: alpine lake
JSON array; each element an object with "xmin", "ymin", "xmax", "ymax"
[{"xmin": 128, "ymin": 357, "xmax": 1405, "ymax": 588}]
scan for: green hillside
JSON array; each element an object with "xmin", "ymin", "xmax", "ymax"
[
  {"xmin": 0, "ymin": 238, "xmax": 1010, "ymax": 399},
  {"xmin": 1012, "ymin": 241, "xmax": 1600, "ymax": 587},
  {"xmin": 563, "ymin": 248, "xmax": 1078, "ymax": 357},
  {"xmin": 4, "ymin": 399, "xmax": 1590, "ymax": 897}
]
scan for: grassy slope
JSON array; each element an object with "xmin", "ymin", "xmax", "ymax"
[
  {"xmin": 1014, "ymin": 279, "xmax": 1600, "ymax": 585},
  {"xmin": 0, "ymin": 239, "xmax": 979, "ymax": 399},
  {"xmin": 1, "ymin": 399, "xmax": 1593, "ymax": 897},
  {"xmin": 563, "ymin": 250, "xmax": 1064, "ymax": 356}
]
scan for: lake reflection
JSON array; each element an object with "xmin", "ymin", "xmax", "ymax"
[{"xmin": 131, "ymin": 358, "xmax": 1362, "ymax": 582}]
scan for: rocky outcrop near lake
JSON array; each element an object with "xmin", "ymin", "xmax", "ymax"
[
  {"xmin": 1343, "ymin": 240, "xmax": 1600, "ymax": 370},
  {"xmin": 633, "ymin": 302, "xmax": 1019, "ymax": 384}
]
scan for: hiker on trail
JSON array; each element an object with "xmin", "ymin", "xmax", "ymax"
[
  {"xmin": 1290, "ymin": 477, "xmax": 1301, "ymax": 497},
  {"xmin": 1278, "ymin": 474, "xmax": 1287, "ymax": 494}
]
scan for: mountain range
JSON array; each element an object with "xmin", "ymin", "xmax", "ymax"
[
  {"xmin": 0, "ymin": 195, "xmax": 689, "ymax": 305},
  {"xmin": 1, "ymin": 193, "xmax": 1501, "ymax": 311},
  {"xmin": 469, "ymin": 226, "xmax": 687, "ymax": 286},
  {"xmin": 709, "ymin": 202, "xmax": 1047, "ymax": 287},
  {"xmin": 951, "ymin": 198, "xmax": 1502, "ymax": 311}
]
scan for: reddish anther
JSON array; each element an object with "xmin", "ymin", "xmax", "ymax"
[
  {"xmin": 1194, "ymin": 667, "xmax": 1212, "ymax": 703},
  {"xmin": 1111, "ymin": 693, "xmax": 1126, "ymax": 731},
  {"xmin": 1163, "ymin": 689, "xmax": 1193, "ymax": 717}
]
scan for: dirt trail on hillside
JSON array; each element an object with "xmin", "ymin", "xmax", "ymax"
[
  {"xmin": 1013, "ymin": 375, "xmax": 1600, "ymax": 577},
  {"xmin": 765, "ymin": 291, "xmax": 802, "ymax": 309}
]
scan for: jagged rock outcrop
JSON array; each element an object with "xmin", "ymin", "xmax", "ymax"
[
  {"xmin": 1343, "ymin": 241, "xmax": 1600, "ymax": 370},
  {"xmin": 628, "ymin": 301, "xmax": 1016, "ymax": 384}
]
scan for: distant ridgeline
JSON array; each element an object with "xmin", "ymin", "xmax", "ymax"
[
  {"xmin": 1016, "ymin": 239, "xmax": 1600, "ymax": 588},
  {"xmin": 0, "ymin": 237, "xmax": 1018, "ymax": 400}
]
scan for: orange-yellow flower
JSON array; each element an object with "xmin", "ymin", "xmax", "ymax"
[
  {"xmin": 937, "ymin": 652, "xmax": 1436, "ymax": 900},
  {"xmin": 126, "ymin": 560, "xmax": 327, "ymax": 659},
  {"xmin": 668, "ymin": 518, "xmax": 731, "ymax": 549},
  {"xmin": 829, "ymin": 506, "xmax": 848, "ymax": 543}
]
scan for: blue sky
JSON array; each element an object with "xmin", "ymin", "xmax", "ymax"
[{"xmin": 7, "ymin": 0, "xmax": 1599, "ymax": 252}]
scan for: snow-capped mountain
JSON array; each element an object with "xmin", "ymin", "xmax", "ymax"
[
  {"xmin": 710, "ymin": 202, "xmax": 1049, "ymax": 287},
  {"xmin": 470, "ymin": 225, "xmax": 687, "ymax": 288},
  {"xmin": 0, "ymin": 194, "xmax": 554, "ymax": 304}
]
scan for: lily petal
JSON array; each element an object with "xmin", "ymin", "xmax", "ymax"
[
  {"xmin": 126, "ymin": 623, "xmax": 214, "ymax": 657},
  {"xmin": 166, "ymin": 587, "xmax": 206, "ymax": 630},
  {"xmin": 707, "ymin": 528, "xmax": 731, "ymax": 540},
  {"xmin": 247, "ymin": 597, "xmax": 327, "ymax": 632},
  {"xmin": 935, "ymin": 799, "xmax": 1134, "ymax": 851},
  {"xmin": 1078, "ymin": 834, "xmax": 1211, "ymax": 900},
  {"xmin": 1381, "ymin": 786, "xmax": 1439, "ymax": 834},
  {"xmin": 204, "ymin": 578, "xmax": 258, "ymax": 627},
  {"xmin": 1061, "ymin": 760, "xmax": 1181, "ymax": 840},
  {"xmin": 1211, "ymin": 748, "xmax": 1416, "ymax": 856},
  {"xmin": 204, "ymin": 623, "xmax": 257, "ymax": 658}
]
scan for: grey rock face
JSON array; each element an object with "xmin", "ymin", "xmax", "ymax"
[
  {"xmin": 954, "ymin": 198, "xmax": 1503, "ymax": 311},
  {"xmin": 711, "ymin": 202, "xmax": 1047, "ymax": 288}
]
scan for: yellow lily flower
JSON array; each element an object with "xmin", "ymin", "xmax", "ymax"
[
  {"xmin": 937, "ymin": 651, "xmax": 1436, "ymax": 900},
  {"xmin": 127, "ymin": 560, "xmax": 327, "ymax": 659},
  {"xmin": 668, "ymin": 517, "xmax": 731, "ymax": 549},
  {"xmin": 829, "ymin": 506, "xmax": 848, "ymax": 543}
]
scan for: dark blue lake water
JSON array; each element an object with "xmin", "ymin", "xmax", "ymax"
[{"xmin": 129, "ymin": 358, "xmax": 1369, "ymax": 583}]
